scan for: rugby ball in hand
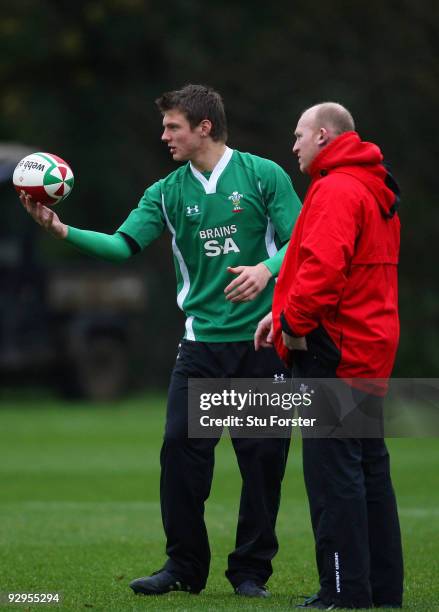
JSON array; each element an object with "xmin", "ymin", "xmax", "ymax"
[{"xmin": 13, "ymin": 152, "xmax": 74, "ymax": 206}]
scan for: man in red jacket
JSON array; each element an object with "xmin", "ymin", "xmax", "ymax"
[{"xmin": 255, "ymin": 103, "xmax": 403, "ymax": 609}]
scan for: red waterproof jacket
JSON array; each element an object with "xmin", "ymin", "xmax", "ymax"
[{"xmin": 272, "ymin": 131, "xmax": 400, "ymax": 385}]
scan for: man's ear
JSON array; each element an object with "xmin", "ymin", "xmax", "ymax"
[
  {"xmin": 317, "ymin": 127, "xmax": 330, "ymax": 147},
  {"xmin": 199, "ymin": 119, "xmax": 212, "ymax": 137}
]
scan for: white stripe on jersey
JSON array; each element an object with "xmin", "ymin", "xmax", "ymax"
[
  {"xmin": 161, "ymin": 194, "xmax": 191, "ymax": 307},
  {"xmin": 265, "ymin": 218, "xmax": 278, "ymax": 257},
  {"xmin": 258, "ymin": 180, "xmax": 279, "ymax": 258},
  {"xmin": 185, "ymin": 316, "xmax": 195, "ymax": 341},
  {"xmin": 190, "ymin": 146, "xmax": 234, "ymax": 194}
]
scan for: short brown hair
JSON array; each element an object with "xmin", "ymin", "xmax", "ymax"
[{"xmin": 155, "ymin": 84, "xmax": 228, "ymax": 142}]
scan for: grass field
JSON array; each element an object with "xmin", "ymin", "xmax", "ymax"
[{"xmin": 0, "ymin": 393, "xmax": 438, "ymax": 611}]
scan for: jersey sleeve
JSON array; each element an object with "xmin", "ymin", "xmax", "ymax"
[
  {"xmin": 66, "ymin": 227, "xmax": 133, "ymax": 261},
  {"xmin": 262, "ymin": 241, "xmax": 288, "ymax": 276},
  {"xmin": 259, "ymin": 160, "xmax": 302, "ymax": 243},
  {"xmin": 117, "ymin": 180, "xmax": 166, "ymax": 249}
]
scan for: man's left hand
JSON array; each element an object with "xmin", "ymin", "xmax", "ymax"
[
  {"xmin": 224, "ymin": 263, "xmax": 272, "ymax": 302},
  {"xmin": 282, "ymin": 332, "xmax": 307, "ymax": 351}
]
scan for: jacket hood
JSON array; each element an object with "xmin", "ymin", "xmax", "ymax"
[{"xmin": 310, "ymin": 131, "xmax": 400, "ymax": 218}]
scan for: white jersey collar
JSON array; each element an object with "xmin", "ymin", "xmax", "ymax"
[{"xmin": 189, "ymin": 146, "xmax": 233, "ymax": 195}]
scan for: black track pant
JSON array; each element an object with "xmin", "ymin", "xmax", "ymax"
[
  {"xmin": 303, "ymin": 436, "xmax": 403, "ymax": 608},
  {"xmin": 160, "ymin": 339, "xmax": 290, "ymax": 591},
  {"xmin": 293, "ymin": 351, "xmax": 403, "ymax": 608}
]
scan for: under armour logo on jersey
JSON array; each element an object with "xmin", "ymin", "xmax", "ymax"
[
  {"xmin": 228, "ymin": 191, "xmax": 244, "ymax": 212},
  {"xmin": 273, "ymin": 373, "xmax": 287, "ymax": 384},
  {"xmin": 186, "ymin": 204, "xmax": 200, "ymax": 216}
]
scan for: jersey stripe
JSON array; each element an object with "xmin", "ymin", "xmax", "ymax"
[
  {"xmin": 265, "ymin": 218, "xmax": 278, "ymax": 257},
  {"xmin": 161, "ymin": 194, "xmax": 196, "ymax": 340},
  {"xmin": 190, "ymin": 147, "xmax": 234, "ymax": 194},
  {"xmin": 185, "ymin": 316, "xmax": 195, "ymax": 341},
  {"xmin": 258, "ymin": 179, "xmax": 278, "ymax": 257}
]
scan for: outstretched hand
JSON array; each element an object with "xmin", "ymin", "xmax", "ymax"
[
  {"xmin": 224, "ymin": 263, "xmax": 272, "ymax": 302},
  {"xmin": 19, "ymin": 191, "xmax": 67, "ymax": 239},
  {"xmin": 254, "ymin": 312, "xmax": 273, "ymax": 350}
]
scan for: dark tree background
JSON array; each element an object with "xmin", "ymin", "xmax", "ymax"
[{"xmin": 1, "ymin": 0, "xmax": 438, "ymax": 384}]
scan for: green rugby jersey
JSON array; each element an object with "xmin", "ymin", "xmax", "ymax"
[{"xmin": 118, "ymin": 147, "xmax": 301, "ymax": 341}]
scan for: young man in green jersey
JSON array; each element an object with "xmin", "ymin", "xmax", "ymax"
[{"xmin": 20, "ymin": 84, "xmax": 301, "ymax": 598}]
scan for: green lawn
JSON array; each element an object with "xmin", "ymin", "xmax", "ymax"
[{"xmin": 0, "ymin": 394, "xmax": 438, "ymax": 610}]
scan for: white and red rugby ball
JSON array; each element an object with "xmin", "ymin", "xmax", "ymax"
[{"xmin": 13, "ymin": 152, "xmax": 74, "ymax": 206}]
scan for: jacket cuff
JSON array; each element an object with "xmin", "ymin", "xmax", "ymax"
[{"xmin": 280, "ymin": 311, "xmax": 298, "ymax": 337}]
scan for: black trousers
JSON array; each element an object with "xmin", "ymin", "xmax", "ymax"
[
  {"xmin": 160, "ymin": 339, "xmax": 290, "ymax": 591},
  {"xmin": 293, "ymin": 351, "xmax": 403, "ymax": 608}
]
